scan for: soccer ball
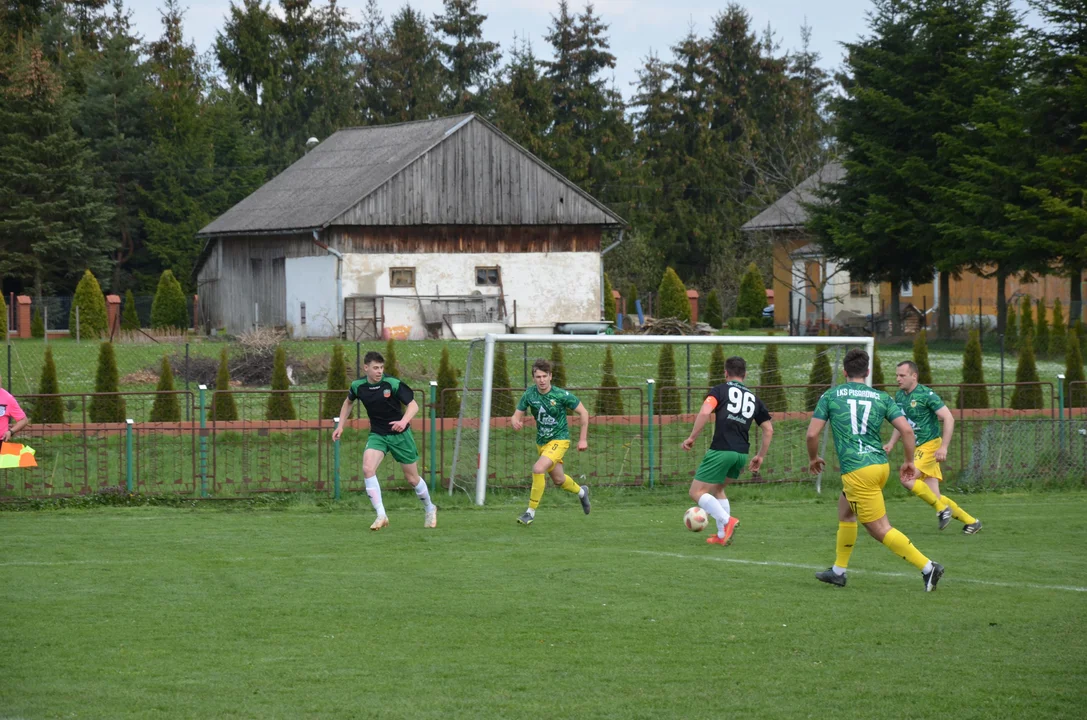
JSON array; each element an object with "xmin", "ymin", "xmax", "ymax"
[{"xmin": 684, "ymin": 506, "xmax": 708, "ymax": 532}]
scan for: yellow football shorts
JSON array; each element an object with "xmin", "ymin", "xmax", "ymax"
[
  {"xmin": 913, "ymin": 438, "xmax": 944, "ymax": 481},
  {"xmin": 536, "ymin": 440, "xmax": 571, "ymax": 471},
  {"xmin": 841, "ymin": 463, "xmax": 890, "ymax": 524}
]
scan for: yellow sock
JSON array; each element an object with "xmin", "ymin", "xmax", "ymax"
[
  {"xmin": 560, "ymin": 475, "xmax": 581, "ymax": 495},
  {"xmin": 909, "ymin": 481, "xmax": 947, "ymax": 512},
  {"xmin": 835, "ymin": 522, "xmax": 858, "ymax": 569},
  {"xmin": 881, "ymin": 528, "xmax": 930, "ymax": 571},
  {"xmin": 529, "ymin": 473, "xmax": 546, "ymax": 509},
  {"xmin": 942, "ymin": 495, "xmax": 976, "ymax": 524}
]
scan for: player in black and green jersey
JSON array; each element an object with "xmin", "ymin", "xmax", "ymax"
[
  {"xmin": 806, "ymin": 349, "xmax": 945, "ymax": 591},
  {"xmin": 331, "ymin": 351, "xmax": 436, "ymax": 531},
  {"xmin": 884, "ymin": 361, "xmax": 981, "ymax": 533},
  {"xmin": 509, "ymin": 358, "xmax": 591, "ymax": 525}
]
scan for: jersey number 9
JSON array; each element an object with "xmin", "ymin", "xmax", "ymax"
[{"xmin": 726, "ymin": 386, "xmax": 756, "ymax": 419}]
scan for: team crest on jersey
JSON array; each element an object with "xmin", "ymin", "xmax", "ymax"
[
  {"xmin": 910, "ymin": 400, "xmax": 918, "ymax": 408},
  {"xmin": 550, "ymin": 400, "xmax": 556, "ymax": 406},
  {"xmin": 383, "ymin": 389, "xmax": 391, "ymax": 398}
]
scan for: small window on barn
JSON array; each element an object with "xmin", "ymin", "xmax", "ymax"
[
  {"xmin": 390, "ymin": 267, "xmax": 415, "ymax": 288},
  {"xmin": 850, "ymin": 282, "xmax": 869, "ymax": 297},
  {"xmin": 476, "ymin": 267, "xmax": 500, "ymax": 286}
]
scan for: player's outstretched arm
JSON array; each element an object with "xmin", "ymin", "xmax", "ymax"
[
  {"xmin": 935, "ymin": 406, "xmax": 955, "ymax": 462},
  {"xmin": 891, "ymin": 416, "xmax": 918, "ymax": 481},
  {"xmin": 390, "ymin": 399, "xmax": 419, "ymax": 432},
  {"xmin": 805, "ymin": 417, "xmax": 826, "ymax": 473},
  {"xmin": 511, "ymin": 409, "xmax": 525, "ymax": 431},
  {"xmin": 681, "ymin": 400, "xmax": 714, "ymax": 451},
  {"xmin": 749, "ymin": 420, "xmax": 773, "ymax": 472},
  {"xmin": 331, "ymin": 395, "xmax": 353, "ymax": 441},
  {"xmin": 574, "ymin": 402, "xmax": 589, "ymax": 451},
  {"xmin": 883, "ymin": 427, "xmax": 901, "ymax": 455}
]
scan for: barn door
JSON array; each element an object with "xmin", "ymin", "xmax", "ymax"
[
  {"xmin": 249, "ymin": 256, "xmax": 287, "ymax": 329},
  {"xmin": 344, "ymin": 296, "xmax": 380, "ymax": 340}
]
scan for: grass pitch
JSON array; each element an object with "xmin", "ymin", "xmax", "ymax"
[{"xmin": 2, "ymin": 488, "xmax": 1086, "ymax": 719}]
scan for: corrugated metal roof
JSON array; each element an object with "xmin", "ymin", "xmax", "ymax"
[
  {"xmin": 740, "ymin": 162, "xmax": 845, "ymax": 232},
  {"xmin": 197, "ymin": 113, "xmax": 624, "ymax": 236}
]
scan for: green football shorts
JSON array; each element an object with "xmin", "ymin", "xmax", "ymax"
[
  {"xmin": 365, "ymin": 431, "xmax": 419, "ymax": 464},
  {"xmin": 694, "ymin": 449, "xmax": 748, "ymax": 484}
]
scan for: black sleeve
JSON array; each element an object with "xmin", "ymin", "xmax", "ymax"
[
  {"xmin": 754, "ymin": 398, "xmax": 772, "ymax": 425},
  {"xmin": 347, "ymin": 383, "xmax": 357, "ymax": 402},
  {"xmin": 396, "ymin": 380, "xmax": 415, "ymax": 405}
]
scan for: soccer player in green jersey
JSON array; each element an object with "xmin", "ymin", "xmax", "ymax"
[
  {"xmin": 806, "ymin": 349, "xmax": 945, "ymax": 591},
  {"xmin": 884, "ymin": 361, "xmax": 981, "ymax": 533},
  {"xmin": 510, "ymin": 358, "xmax": 591, "ymax": 525},
  {"xmin": 331, "ymin": 351, "xmax": 436, "ymax": 531}
]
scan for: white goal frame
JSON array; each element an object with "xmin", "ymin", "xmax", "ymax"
[{"xmin": 472, "ymin": 333, "xmax": 874, "ymax": 506}]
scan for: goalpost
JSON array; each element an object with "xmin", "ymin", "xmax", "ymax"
[{"xmin": 450, "ymin": 333, "xmax": 874, "ymax": 506}]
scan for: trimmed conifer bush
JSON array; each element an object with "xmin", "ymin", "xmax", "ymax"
[
  {"xmin": 708, "ymin": 345, "xmax": 726, "ymax": 388},
  {"xmin": 872, "ymin": 343, "xmax": 886, "ymax": 388},
  {"xmin": 384, "ymin": 337, "xmax": 401, "ymax": 380},
  {"xmin": 121, "ymin": 289, "xmax": 140, "ymax": 330},
  {"xmin": 1010, "ymin": 326, "xmax": 1043, "ymax": 409},
  {"xmin": 957, "ymin": 330, "xmax": 988, "ymax": 409},
  {"xmin": 1050, "ymin": 298, "xmax": 1067, "ymax": 358},
  {"xmin": 491, "ymin": 344, "xmax": 515, "ymax": 417},
  {"xmin": 69, "ymin": 269, "xmax": 108, "ymax": 339},
  {"xmin": 1065, "ymin": 327, "xmax": 1086, "ymax": 408},
  {"xmin": 212, "ymin": 347, "xmax": 238, "ymax": 421},
  {"xmin": 550, "ymin": 343, "xmax": 567, "ymax": 388},
  {"xmin": 322, "ymin": 345, "xmax": 348, "ymax": 420},
  {"xmin": 595, "ymin": 346, "xmax": 624, "ymax": 416},
  {"xmin": 703, "ymin": 289, "xmax": 723, "ymax": 330},
  {"xmin": 805, "ymin": 344, "xmax": 832, "ymax": 411},
  {"xmin": 89, "ymin": 342, "xmax": 125, "ymax": 422},
  {"xmin": 31, "ymin": 306, "xmax": 44, "ymax": 338},
  {"xmin": 656, "ymin": 344, "xmax": 680, "ymax": 415},
  {"xmin": 266, "ymin": 346, "xmax": 296, "ymax": 420},
  {"xmin": 658, "ymin": 267, "xmax": 691, "ymax": 322},
  {"xmin": 437, "ymin": 345, "xmax": 459, "ymax": 418},
  {"xmin": 150, "ymin": 356, "xmax": 181, "ymax": 422},
  {"xmin": 32, "ymin": 346, "xmax": 65, "ymax": 423},
  {"xmin": 737, "ymin": 263, "xmax": 767, "ymax": 321},
  {"xmin": 1035, "ymin": 300, "xmax": 1049, "ymax": 358},
  {"xmin": 913, "ymin": 330, "xmax": 933, "ymax": 385},
  {"xmin": 1004, "ymin": 305, "xmax": 1018, "ymax": 352},
  {"xmin": 0, "ymin": 292, "xmax": 7, "ymax": 338},
  {"xmin": 151, "ymin": 270, "xmax": 189, "ymax": 330},
  {"xmin": 626, "ymin": 283, "xmax": 638, "ymax": 315},
  {"xmin": 759, "ymin": 342, "xmax": 786, "ymax": 412},
  {"xmin": 603, "ymin": 273, "xmax": 617, "ymax": 324},
  {"xmin": 1019, "ymin": 296, "xmax": 1034, "ymax": 343}
]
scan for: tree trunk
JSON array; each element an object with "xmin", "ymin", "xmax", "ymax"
[
  {"xmin": 890, "ymin": 281, "xmax": 902, "ymax": 336},
  {"xmin": 937, "ymin": 270, "xmax": 951, "ymax": 340},
  {"xmin": 1069, "ymin": 264, "xmax": 1083, "ymax": 324},
  {"xmin": 995, "ymin": 266, "xmax": 1008, "ymax": 335}
]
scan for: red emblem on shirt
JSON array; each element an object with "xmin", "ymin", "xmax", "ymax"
[{"xmin": 383, "ymin": 389, "xmax": 391, "ymax": 398}]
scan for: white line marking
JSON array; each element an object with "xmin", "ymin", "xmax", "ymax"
[
  {"xmin": 0, "ymin": 559, "xmax": 140, "ymax": 567},
  {"xmin": 631, "ymin": 550, "xmax": 1087, "ymax": 593}
]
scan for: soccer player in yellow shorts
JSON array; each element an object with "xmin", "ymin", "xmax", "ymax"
[
  {"xmin": 885, "ymin": 361, "xmax": 981, "ymax": 533},
  {"xmin": 510, "ymin": 358, "xmax": 590, "ymax": 525},
  {"xmin": 806, "ymin": 349, "xmax": 945, "ymax": 591}
]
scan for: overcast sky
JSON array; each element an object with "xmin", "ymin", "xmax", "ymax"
[{"xmin": 123, "ymin": 0, "xmax": 1041, "ymax": 98}]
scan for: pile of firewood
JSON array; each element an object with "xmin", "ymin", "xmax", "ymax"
[{"xmin": 633, "ymin": 318, "xmax": 716, "ymax": 336}]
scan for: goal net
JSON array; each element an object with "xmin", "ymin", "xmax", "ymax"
[{"xmin": 446, "ymin": 334, "xmax": 873, "ymax": 504}]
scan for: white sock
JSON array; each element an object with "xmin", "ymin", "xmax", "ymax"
[
  {"xmin": 526, "ymin": 507, "xmax": 536, "ymax": 518},
  {"xmin": 922, "ymin": 561, "xmax": 934, "ymax": 575},
  {"xmin": 364, "ymin": 476, "xmax": 385, "ymax": 518},
  {"xmin": 414, "ymin": 481, "xmax": 435, "ymax": 512},
  {"xmin": 578, "ymin": 486, "xmax": 586, "ymax": 498},
  {"xmin": 832, "ymin": 565, "xmax": 847, "ymax": 576},
  {"xmin": 698, "ymin": 494, "xmax": 730, "ymax": 538}
]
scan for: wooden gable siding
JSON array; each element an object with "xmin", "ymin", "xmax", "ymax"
[
  {"xmin": 329, "ymin": 119, "xmax": 617, "ymax": 227},
  {"xmin": 325, "ymin": 225, "xmax": 602, "ymax": 253}
]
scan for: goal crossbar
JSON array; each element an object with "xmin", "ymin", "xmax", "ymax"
[{"xmin": 473, "ymin": 333, "xmax": 873, "ymax": 505}]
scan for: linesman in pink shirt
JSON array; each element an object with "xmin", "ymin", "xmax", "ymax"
[{"xmin": 0, "ymin": 372, "xmax": 29, "ymax": 445}]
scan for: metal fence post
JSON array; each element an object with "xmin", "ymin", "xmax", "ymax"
[
  {"xmin": 429, "ymin": 380, "xmax": 438, "ymax": 493},
  {"xmin": 198, "ymin": 384, "xmax": 208, "ymax": 497},
  {"xmin": 43, "ymin": 306, "xmax": 47, "ymax": 344},
  {"xmin": 125, "ymin": 419, "xmax": 134, "ymax": 492},
  {"xmin": 333, "ymin": 417, "xmax": 341, "ymax": 501},
  {"xmin": 647, "ymin": 378, "xmax": 655, "ymax": 488},
  {"xmin": 184, "ymin": 343, "xmax": 190, "ymax": 421},
  {"xmin": 1058, "ymin": 374, "xmax": 1066, "ymax": 456},
  {"xmin": 75, "ymin": 306, "xmax": 80, "ymax": 343},
  {"xmin": 6, "ymin": 344, "xmax": 10, "ymax": 394},
  {"xmin": 686, "ymin": 344, "xmax": 691, "ymax": 412},
  {"xmin": 356, "ymin": 341, "xmax": 361, "ymax": 379}
]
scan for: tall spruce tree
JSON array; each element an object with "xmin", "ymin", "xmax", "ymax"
[
  {"xmin": 957, "ymin": 330, "xmax": 988, "ymax": 409},
  {"xmin": 380, "ymin": 6, "xmax": 444, "ymax": 122},
  {"xmin": 432, "ymin": 0, "xmax": 499, "ymax": 114},
  {"xmin": 491, "ymin": 35, "xmax": 554, "ymax": 161}
]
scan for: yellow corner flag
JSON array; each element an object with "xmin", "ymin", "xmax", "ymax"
[{"xmin": 0, "ymin": 442, "xmax": 37, "ymax": 468}]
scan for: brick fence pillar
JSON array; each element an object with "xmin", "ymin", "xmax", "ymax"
[
  {"xmin": 686, "ymin": 289, "xmax": 700, "ymax": 324},
  {"xmin": 16, "ymin": 296, "xmax": 31, "ymax": 339},
  {"xmin": 106, "ymin": 294, "xmax": 121, "ymax": 337}
]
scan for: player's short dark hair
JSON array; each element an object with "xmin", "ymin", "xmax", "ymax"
[
  {"xmin": 531, "ymin": 358, "xmax": 552, "ymax": 375},
  {"xmin": 897, "ymin": 360, "xmax": 919, "ymax": 376},
  {"xmin": 725, "ymin": 356, "xmax": 746, "ymax": 378},
  {"xmin": 363, "ymin": 351, "xmax": 385, "ymax": 365},
  {"xmin": 843, "ymin": 348, "xmax": 869, "ymax": 378}
]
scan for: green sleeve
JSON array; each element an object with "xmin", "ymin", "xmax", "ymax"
[
  {"xmin": 884, "ymin": 393, "xmax": 904, "ymax": 421},
  {"xmin": 516, "ymin": 390, "xmax": 530, "ymax": 412},
  {"xmin": 926, "ymin": 390, "xmax": 946, "ymax": 412},
  {"xmin": 564, "ymin": 391, "xmax": 581, "ymax": 409},
  {"xmin": 813, "ymin": 392, "xmax": 830, "ymax": 421}
]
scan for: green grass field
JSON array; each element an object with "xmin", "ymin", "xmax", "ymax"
[{"xmin": 3, "ymin": 488, "xmax": 1086, "ymax": 719}]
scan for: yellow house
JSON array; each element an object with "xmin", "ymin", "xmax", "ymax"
[{"xmin": 742, "ymin": 163, "xmax": 1085, "ymax": 332}]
